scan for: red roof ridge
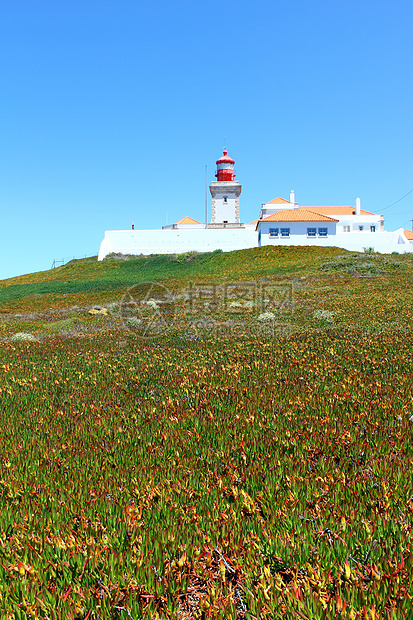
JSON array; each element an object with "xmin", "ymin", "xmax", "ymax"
[
  {"xmin": 175, "ymin": 216, "xmax": 201, "ymax": 225},
  {"xmin": 303, "ymin": 206, "xmax": 376, "ymax": 216},
  {"xmin": 265, "ymin": 197, "xmax": 290, "ymax": 204},
  {"xmin": 258, "ymin": 208, "xmax": 338, "ymax": 223}
]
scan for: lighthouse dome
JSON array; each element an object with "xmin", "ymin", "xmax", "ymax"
[{"xmin": 216, "ymin": 150, "xmax": 235, "ymax": 165}]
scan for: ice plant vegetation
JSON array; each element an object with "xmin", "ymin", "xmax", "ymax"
[{"xmin": 0, "ymin": 246, "xmax": 411, "ymax": 619}]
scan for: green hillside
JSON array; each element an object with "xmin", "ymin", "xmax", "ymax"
[
  {"xmin": 0, "ymin": 245, "xmax": 411, "ymax": 341},
  {"xmin": 0, "ymin": 246, "xmax": 410, "ymax": 311}
]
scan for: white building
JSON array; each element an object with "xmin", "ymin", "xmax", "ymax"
[
  {"xmin": 98, "ymin": 151, "xmax": 412, "ymax": 260},
  {"xmin": 255, "ymin": 191, "xmax": 411, "ymax": 252}
]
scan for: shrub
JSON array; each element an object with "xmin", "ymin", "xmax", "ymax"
[
  {"xmin": 313, "ymin": 309, "xmax": 335, "ymax": 323},
  {"xmin": 176, "ymin": 251, "xmax": 199, "ymax": 263},
  {"xmin": 126, "ymin": 317, "xmax": 142, "ymax": 327},
  {"xmin": 11, "ymin": 332, "xmax": 37, "ymax": 342},
  {"xmin": 257, "ymin": 311, "xmax": 276, "ymax": 322}
]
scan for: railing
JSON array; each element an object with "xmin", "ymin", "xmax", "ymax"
[
  {"xmin": 50, "ymin": 254, "xmax": 91, "ymax": 269},
  {"xmin": 207, "ymin": 222, "xmax": 244, "ymax": 229}
]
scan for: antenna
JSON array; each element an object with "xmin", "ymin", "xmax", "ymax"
[{"xmin": 205, "ymin": 165, "xmax": 208, "ymax": 228}]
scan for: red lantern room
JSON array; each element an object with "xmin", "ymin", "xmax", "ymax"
[{"xmin": 215, "ymin": 150, "xmax": 236, "ymax": 181}]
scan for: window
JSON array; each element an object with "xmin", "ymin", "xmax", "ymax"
[
  {"xmin": 223, "ymin": 196, "xmax": 228, "ymax": 204},
  {"xmin": 370, "ymin": 225, "xmax": 376, "ymax": 232},
  {"xmin": 269, "ymin": 228, "xmax": 279, "ymax": 237},
  {"xmin": 318, "ymin": 228, "xmax": 328, "ymax": 237},
  {"xmin": 223, "ymin": 220, "xmax": 228, "ymax": 224},
  {"xmin": 281, "ymin": 228, "xmax": 290, "ymax": 237},
  {"xmin": 359, "ymin": 225, "xmax": 364, "ymax": 231},
  {"xmin": 307, "ymin": 227, "xmax": 316, "ymax": 237},
  {"xmin": 343, "ymin": 225, "xmax": 350, "ymax": 232}
]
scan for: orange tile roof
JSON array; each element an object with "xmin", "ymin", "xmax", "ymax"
[
  {"xmin": 248, "ymin": 219, "xmax": 259, "ymax": 225},
  {"xmin": 404, "ymin": 229, "xmax": 413, "ymax": 240},
  {"xmin": 175, "ymin": 216, "xmax": 201, "ymax": 225},
  {"xmin": 304, "ymin": 206, "xmax": 375, "ymax": 216},
  {"xmin": 265, "ymin": 197, "xmax": 290, "ymax": 204},
  {"xmin": 259, "ymin": 209, "xmax": 338, "ymax": 223}
]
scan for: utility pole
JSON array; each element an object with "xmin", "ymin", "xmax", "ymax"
[{"xmin": 205, "ymin": 165, "xmax": 208, "ymax": 228}]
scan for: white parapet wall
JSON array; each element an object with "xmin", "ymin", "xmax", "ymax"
[
  {"xmin": 258, "ymin": 229, "xmax": 413, "ymax": 253},
  {"xmin": 98, "ymin": 228, "xmax": 258, "ymax": 261},
  {"xmin": 98, "ymin": 227, "xmax": 412, "ymax": 261},
  {"xmin": 333, "ymin": 229, "xmax": 412, "ymax": 253}
]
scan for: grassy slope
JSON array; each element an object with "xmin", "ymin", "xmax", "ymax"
[{"xmin": 0, "ymin": 246, "xmax": 411, "ymax": 313}]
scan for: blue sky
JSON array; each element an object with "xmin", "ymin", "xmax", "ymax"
[{"xmin": 0, "ymin": 0, "xmax": 412, "ymax": 279}]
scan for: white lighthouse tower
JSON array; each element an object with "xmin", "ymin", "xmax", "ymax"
[{"xmin": 209, "ymin": 149, "xmax": 242, "ymax": 224}]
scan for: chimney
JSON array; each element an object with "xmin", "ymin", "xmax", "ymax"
[
  {"xmin": 290, "ymin": 189, "xmax": 298, "ymax": 209},
  {"xmin": 132, "ymin": 221, "xmax": 135, "ymax": 230},
  {"xmin": 355, "ymin": 197, "xmax": 361, "ymax": 216}
]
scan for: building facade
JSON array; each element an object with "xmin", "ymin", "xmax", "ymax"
[{"xmin": 98, "ymin": 150, "xmax": 412, "ymax": 260}]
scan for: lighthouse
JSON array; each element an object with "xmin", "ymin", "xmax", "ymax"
[{"xmin": 210, "ymin": 149, "xmax": 242, "ymax": 224}]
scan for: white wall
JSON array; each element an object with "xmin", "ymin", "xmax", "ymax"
[
  {"xmin": 210, "ymin": 181, "xmax": 241, "ymax": 224},
  {"xmin": 214, "ymin": 193, "xmax": 238, "ymax": 223},
  {"xmin": 162, "ymin": 223, "xmax": 206, "ymax": 230},
  {"xmin": 98, "ymin": 228, "xmax": 257, "ymax": 260},
  {"xmin": 348, "ymin": 215, "xmax": 381, "ymax": 231},
  {"xmin": 259, "ymin": 221, "xmax": 337, "ymax": 237},
  {"xmin": 98, "ymin": 226, "xmax": 412, "ymax": 261},
  {"xmin": 260, "ymin": 205, "xmax": 296, "ymax": 219},
  {"xmin": 258, "ymin": 228, "xmax": 412, "ymax": 253}
]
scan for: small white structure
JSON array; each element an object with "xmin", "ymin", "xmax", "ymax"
[{"xmin": 98, "ymin": 150, "xmax": 413, "ymax": 259}]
